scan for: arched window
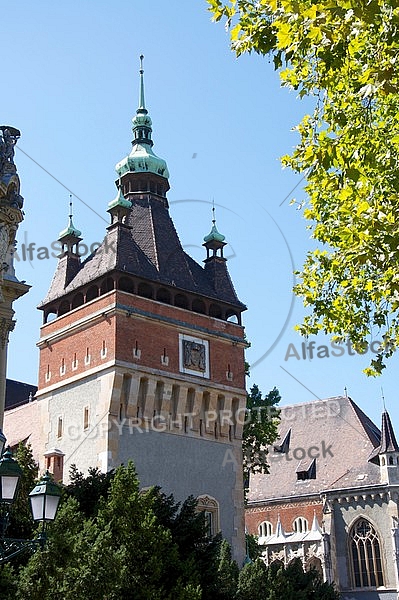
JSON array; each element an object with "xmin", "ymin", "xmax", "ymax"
[
  {"xmin": 209, "ymin": 303, "xmax": 222, "ymax": 319},
  {"xmin": 293, "ymin": 517, "xmax": 308, "ymax": 534},
  {"xmin": 86, "ymin": 286, "xmax": 99, "ymax": 302},
  {"xmin": 259, "ymin": 521, "xmax": 273, "ymax": 538},
  {"xmin": 350, "ymin": 519, "xmax": 384, "ymax": 588},
  {"xmin": 58, "ymin": 300, "xmax": 70, "ymax": 317},
  {"xmin": 137, "ymin": 282, "xmax": 153, "ymax": 299},
  {"xmin": 174, "ymin": 293, "xmax": 188, "ymax": 309},
  {"xmin": 306, "ymin": 556, "xmax": 323, "ymax": 576},
  {"xmin": 226, "ymin": 310, "xmax": 239, "ymax": 324},
  {"xmin": 156, "ymin": 288, "xmax": 171, "ymax": 304},
  {"xmin": 44, "ymin": 309, "xmax": 57, "ymax": 323},
  {"xmin": 192, "ymin": 299, "xmax": 206, "ymax": 315},
  {"xmin": 71, "ymin": 293, "xmax": 84, "ymax": 309},
  {"xmin": 100, "ymin": 277, "xmax": 114, "ymax": 294},
  {"xmin": 118, "ymin": 277, "xmax": 135, "ymax": 294},
  {"xmin": 196, "ymin": 495, "xmax": 220, "ymax": 537}
]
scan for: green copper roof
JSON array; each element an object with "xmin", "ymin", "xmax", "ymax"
[
  {"xmin": 115, "ymin": 55, "xmax": 169, "ymax": 179},
  {"xmin": 204, "ymin": 223, "xmax": 225, "ymax": 244},
  {"xmin": 59, "ymin": 199, "xmax": 81, "ymax": 240},
  {"xmin": 58, "ymin": 215, "xmax": 82, "ymax": 240},
  {"xmin": 59, "ymin": 217, "xmax": 81, "ymax": 240},
  {"xmin": 115, "ymin": 144, "xmax": 169, "ymax": 178},
  {"xmin": 108, "ymin": 186, "xmax": 132, "ymax": 210}
]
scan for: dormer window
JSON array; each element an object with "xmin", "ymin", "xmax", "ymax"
[
  {"xmin": 296, "ymin": 458, "xmax": 316, "ymax": 480},
  {"xmin": 274, "ymin": 428, "xmax": 291, "ymax": 454}
]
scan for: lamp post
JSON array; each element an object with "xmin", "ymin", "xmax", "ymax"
[
  {"xmin": 0, "ymin": 429, "xmax": 6, "ymax": 457},
  {"xmin": 29, "ymin": 472, "xmax": 61, "ymax": 548},
  {"xmin": 0, "ymin": 429, "xmax": 61, "ymax": 563}
]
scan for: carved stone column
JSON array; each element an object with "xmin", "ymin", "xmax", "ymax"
[{"xmin": 0, "ymin": 127, "xmax": 30, "ymax": 427}]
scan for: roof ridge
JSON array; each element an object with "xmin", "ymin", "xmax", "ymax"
[{"xmin": 348, "ymin": 397, "xmax": 381, "ymax": 448}]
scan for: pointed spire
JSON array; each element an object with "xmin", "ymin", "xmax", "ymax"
[
  {"xmin": 275, "ymin": 514, "xmax": 286, "ymax": 539},
  {"xmin": 59, "ymin": 195, "xmax": 81, "ymax": 240},
  {"xmin": 380, "ymin": 410, "xmax": 399, "ymax": 454},
  {"xmin": 311, "ymin": 511, "xmax": 322, "ymax": 533},
  {"xmin": 368, "ymin": 407, "xmax": 399, "ymax": 464},
  {"xmin": 204, "ymin": 203, "xmax": 226, "ymax": 244},
  {"xmin": 115, "ymin": 56, "xmax": 169, "ymax": 181},
  {"xmin": 138, "ymin": 54, "xmax": 147, "ymax": 113},
  {"xmin": 131, "ymin": 54, "xmax": 153, "ymax": 147}
]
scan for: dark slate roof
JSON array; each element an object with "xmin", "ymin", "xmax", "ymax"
[
  {"xmin": 40, "ymin": 196, "xmax": 245, "ymax": 310},
  {"xmin": 248, "ymin": 396, "xmax": 385, "ymax": 504},
  {"xmin": 5, "ymin": 379, "xmax": 37, "ymax": 411}
]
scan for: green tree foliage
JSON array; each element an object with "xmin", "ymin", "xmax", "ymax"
[
  {"xmin": 8, "ymin": 443, "xmax": 37, "ymax": 539},
  {"xmin": 246, "ymin": 533, "xmax": 263, "ymax": 561},
  {"xmin": 209, "ymin": 0, "xmax": 399, "ymax": 375},
  {"xmin": 236, "ymin": 558, "xmax": 268, "ymax": 600},
  {"xmin": 236, "ymin": 558, "xmax": 339, "ymax": 600},
  {"xmin": 243, "ymin": 385, "xmax": 280, "ymax": 485},
  {"xmin": 149, "ymin": 488, "xmax": 222, "ymax": 600},
  {"xmin": 67, "ymin": 464, "xmax": 114, "ymax": 517},
  {"xmin": 0, "ymin": 564, "xmax": 17, "ymax": 600},
  {"xmin": 215, "ymin": 539, "xmax": 239, "ymax": 600},
  {"xmin": 15, "ymin": 463, "xmax": 236, "ymax": 599}
]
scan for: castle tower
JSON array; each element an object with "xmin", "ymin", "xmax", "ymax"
[{"xmin": 35, "ymin": 58, "xmax": 247, "ymax": 561}]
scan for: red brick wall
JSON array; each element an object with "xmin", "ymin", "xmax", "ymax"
[
  {"xmin": 38, "ymin": 290, "xmax": 246, "ymax": 390},
  {"xmin": 38, "ymin": 315, "xmax": 116, "ymax": 389},
  {"xmin": 246, "ymin": 501, "xmax": 324, "ymax": 536}
]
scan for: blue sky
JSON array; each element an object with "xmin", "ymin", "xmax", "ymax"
[{"xmin": 3, "ymin": 1, "xmax": 397, "ymax": 433}]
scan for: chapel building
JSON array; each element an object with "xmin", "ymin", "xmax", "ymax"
[{"xmin": 246, "ymin": 395, "xmax": 399, "ymax": 599}]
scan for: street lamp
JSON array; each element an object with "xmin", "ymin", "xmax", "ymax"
[
  {"xmin": 0, "ymin": 437, "xmax": 61, "ymax": 563},
  {"xmin": 0, "ymin": 448, "xmax": 23, "ymax": 504},
  {"xmin": 29, "ymin": 472, "xmax": 61, "ymax": 547}
]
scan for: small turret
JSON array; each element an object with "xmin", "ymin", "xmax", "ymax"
[
  {"xmin": 51, "ymin": 197, "xmax": 82, "ymax": 291},
  {"xmin": 379, "ymin": 411, "xmax": 399, "ymax": 483},
  {"xmin": 203, "ymin": 206, "xmax": 226, "ymax": 260},
  {"xmin": 58, "ymin": 197, "xmax": 82, "ymax": 256},
  {"xmin": 202, "ymin": 206, "xmax": 241, "ymax": 318},
  {"xmin": 107, "ymin": 183, "xmax": 132, "ymax": 227},
  {"xmin": 369, "ymin": 409, "xmax": 399, "ymax": 484}
]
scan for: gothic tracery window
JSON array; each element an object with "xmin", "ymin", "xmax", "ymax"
[
  {"xmin": 350, "ymin": 519, "xmax": 384, "ymax": 588},
  {"xmin": 196, "ymin": 495, "xmax": 220, "ymax": 536}
]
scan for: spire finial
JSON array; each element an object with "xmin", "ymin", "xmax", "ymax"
[
  {"xmin": 203, "ymin": 200, "xmax": 226, "ymax": 248},
  {"xmin": 344, "ymin": 386, "xmax": 348, "ymax": 397},
  {"xmin": 138, "ymin": 54, "xmax": 146, "ymax": 112},
  {"xmin": 382, "ymin": 387, "xmax": 386, "ymax": 411},
  {"xmin": 69, "ymin": 194, "xmax": 73, "ymax": 224},
  {"xmin": 58, "ymin": 194, "xmax": 81, "ymax": 241}
]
